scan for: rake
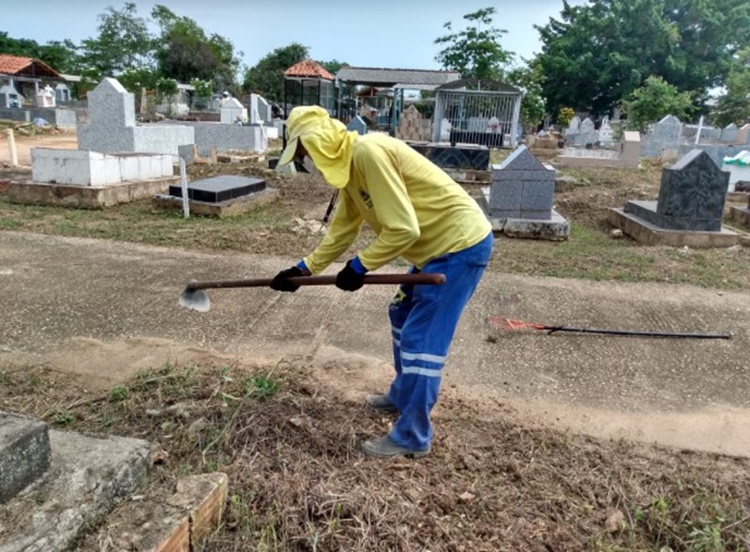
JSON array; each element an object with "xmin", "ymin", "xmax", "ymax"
[{"xmin": 489, "ymin": 317, "xmax": 732, "ymax": 339}]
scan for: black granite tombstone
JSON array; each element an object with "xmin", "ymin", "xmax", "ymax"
[
  {"xmin": 169, "ymin": 175, "xmax": 266, "ymax": 203},
  {"xmin": 624, "ymin": 149, "xmax": 729, "ymax": 231}
]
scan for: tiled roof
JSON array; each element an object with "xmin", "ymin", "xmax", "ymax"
[
  {"xmin": 284, "ymin": 60, "xmax": 334, "ymax": 80},
  {"xmin": 0, "ymin": 54, "xmax": 60, "ymax": 78},
  {"xmin": 336, "ymin": 67, "xmax": 461, "ymax": 87}
]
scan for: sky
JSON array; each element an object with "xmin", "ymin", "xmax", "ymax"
[{"xmin": 2, "ymin": 0, "xmax": 585, "ymax": 72}]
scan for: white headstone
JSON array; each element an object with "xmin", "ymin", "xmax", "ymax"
[
  {"xmin": 599, "ymin": 119, "xmax": 615, "ymax": 147},
  {"xmin": 568, "ymin": 116, "xmax": 580, "ymax": 130},
  {"xmin": 439, "ymin": 118, "xmax": 452, "ymax": 142},
  {"xmin": 87, "ymin": 78, "xmax": 135, "ymax": 128},
  {"xmin": 221, "ymin": 97, "xmax": 247, "ymax": 125}
]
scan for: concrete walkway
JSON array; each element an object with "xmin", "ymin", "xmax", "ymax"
[{"xmin": 1, "ymin": 231, "xmax": 748, "ymax": 457}]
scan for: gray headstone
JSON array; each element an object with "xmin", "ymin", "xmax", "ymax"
[
  {"xmin": 654, "ymin": 149, "xmax": 729, "ymax": 230},
  {"xmin": 577, "ymin": 118, "xmax": 599, "ymax": 146},
  {"xmin": 0, "ymin": 412, "xmax": 51, "ymax": 503},
  {"xmin": 653, "ymin": 115, "xmax": 683, "ymax": 142},
  {"xmin": 568, "ymin": 116, "xmax": 580, "ymax": 131},
  {"xmin": 490, "ymin": 147, "xmax": 556, "ymax": 219},
  {"xmin": 347, "ymin": 116, "xmax": 367, "ymax": 135},
  {"xmin": 87, "ymin": 78, "xmax": 135, "ymax": 128},
  {"xmin": 720, "ymin": 123, "xmax": 738, "ymax": 144}
]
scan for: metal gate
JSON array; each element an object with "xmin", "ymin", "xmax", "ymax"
[{"xmin": 432, "ymin": 82, "xmax": 522, "ymax": 148}]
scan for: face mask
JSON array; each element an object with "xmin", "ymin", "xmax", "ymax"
[{"xmin": 302, "ymin": 155, "xmax": 321, "ymax": 179}]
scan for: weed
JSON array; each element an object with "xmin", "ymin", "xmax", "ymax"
[
  {"xmin": 53, "ymin": 411, "xmax": 74, "ymax": 426},
  {"xmin": 108, "ymin": 386, "xmax": 128, "ymax": 402},
  {"xmin": 244, "ymin": 375, "xmax": 279, "ymax": 399}
]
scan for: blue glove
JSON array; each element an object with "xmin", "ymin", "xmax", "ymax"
[{"xmin": 336, "ymin": 258, "xmax": 366, "ymax": 292}]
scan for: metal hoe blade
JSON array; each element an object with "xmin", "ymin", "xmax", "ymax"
[{"xmin": 179, "ymin": 287, "xmax": 211, "ymax": 313}]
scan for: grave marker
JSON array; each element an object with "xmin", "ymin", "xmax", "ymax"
[
  {"xmin": 490, "ymin": 145, "xmax": 555, "ymax": 220},
  {"xmin": 624, "ymin": 149, "xmax": 729, "ymax": 231},
  {"xmin": 346, "ymin": 116, "xmax": 367, "ymax": 135}
]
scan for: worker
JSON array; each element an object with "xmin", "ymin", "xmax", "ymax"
[{"xmin": 272, "ymin": 106, "xmax": 493, "ymax": 459}]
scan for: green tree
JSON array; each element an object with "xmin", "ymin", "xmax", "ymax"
[
  {"xmin": 620, "ymin": 75, "xmax": 694, "ymax": 132},
  {"xmin": 79, "ymin": 2, "xmax": 155, "ymax": 79},
  {"xmin": 243, "ymin": 42, "xmax": 309, "ymax": 102},
  {"xmin": 0, "ymin": 32, "xmax": 80, "ymax": 73},
  {"xmin": 713, "ymin": 48, "xmax": 750, "ymax": 127},
  {"xmin": 151, "ymin": 5, "xmax": 240, "ymax": 91},
  {"xmin": 536, "ymin": 0, "xmax": 750, "ymax": 118},
  {"xmin": 507, "ymin": 60, "xmax": 547, "ymax": 132},
  {"xmin": 434, "ymin": 7, "xmax": 514, "ymax": 80},
  {"xmin": 318, "ymin": 59, "xmax": 348, "ymax": 77}
]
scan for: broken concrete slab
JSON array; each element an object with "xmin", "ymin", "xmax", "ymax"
[
  {"xmin": 0, "ymin": 412, "xmax": 50, "ymax": 504},
  {"xmin": 0, "ymin": 429, "xmax": 150, "ymax": 552},
  {"xmin": 75, "ymin": 473, "xmax": 228, "ymax": 552}
]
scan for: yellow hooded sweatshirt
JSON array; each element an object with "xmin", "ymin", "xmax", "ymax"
[{"xmin": 280, "ymin": 107, "xmax": 492, "ymax": 274}]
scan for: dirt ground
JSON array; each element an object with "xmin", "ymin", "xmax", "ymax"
[
  {"xmin": 1, "ymin": 131, "xmax": 749, "ymax": 550},
  {"xmin": 0, "ymin": 127, "xmax": 78, "ymax": 166}
]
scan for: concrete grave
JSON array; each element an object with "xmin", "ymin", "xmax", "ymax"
[
  {"xmin": 407, "ymin": 141, "xmax": 489, "ymax": 171},
  {"xmin": 0, "ymin": 410, "xmax": 150, "ymax": 552},
  {"xmin": 576, "ymin": 118, "xmax": 599, "ymax": 146},
  {"xmin": 736, "ymin": 124, "xmax": 750, "ymax": 146},
  {"xmin": 347, "ymin": 115, "xmax": 368, "ymax": 135},
  {"xmin": 220, "ymin": 97, "xmax": 247, "ymax": 125},
  {"xmin": 77, "ymin": 78, "xmax": 194, "ymax": 157},
  {"xmin": 32, "ymin": 148, "xmax": 173, "ymax": 186},
  {"xmin": 720, "ymin": 123, "xmax": 738, "ymax": 144},
  {"xmin": 610, "ymin": 149, "xmax": 740, "ymax": 247},
  {"xmin": 556, "ymin": 131, "xmax": 640, "ymax": 168},
  {"xmin": 479, "ymin": 145, "xmax": 569, "ymax": 240},
  {"xmin": 250, "ymin": 93, "xmax": 272, "ymax": 125},
  {"xmin": 599, "ymin": 119, "xmax": 615, "ymax": 148},
  {"xmin": 35, "ymin": 85, "xmax": 55, "ymax": 108},
  {"xmin": 0, "ymin": 412, "xmax": 51, "ymax": 504},
  {"xmin": 191, "ymin": 122, "xmax": 268, "ymax": 153},
  {"xmin": 0, "ymin": 83, "xmax": 22, "ymax": 108},
  {"xmin": 729, "ymin": 194, "xmax": 750, "ymax": 227},
  {"xmin": 153, "ymin": 174, "xmax": 279, "ymax": 217},
  {"xmin": 346, "ymin": 115, "xmax": 367, "ymax": 135},
  {"xmin": 10, "ymin": 147, "xmax": 178, "ymax": 208}
]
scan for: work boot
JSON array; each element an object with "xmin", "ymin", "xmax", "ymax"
[
  {"xmin": 361, "ymin": 435, "xmax": 430, "ymax": 459},
  {"xmin": 365, "ymin": 394, "xmax": 399, "ymax": 414}
]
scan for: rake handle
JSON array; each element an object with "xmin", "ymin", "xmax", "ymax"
[
  {"xmin": 542, "ymin": 325, "xmax": 731, "ymax": 339},
  {"xmin": 185, "ymin": 273, "xmax": 446, "ymax": 291}
]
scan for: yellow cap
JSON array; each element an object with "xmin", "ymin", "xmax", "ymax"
[{"xmin": 276, "ymin": 106, "xmax": 357, "ymax": 188}]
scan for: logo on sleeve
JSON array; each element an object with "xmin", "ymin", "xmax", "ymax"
[{"xmin": 359, "ymin": 189, "xmax": 373, "ymax": 209}]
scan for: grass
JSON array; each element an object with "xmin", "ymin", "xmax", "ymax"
[{"xmin": 1, "ymin": 361, "xmax": 748, "ymax": 551}]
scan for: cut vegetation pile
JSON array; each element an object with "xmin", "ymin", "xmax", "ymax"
[{"xmin": 1, "ymin": 362, "xmax": 748, "ymax": 551}]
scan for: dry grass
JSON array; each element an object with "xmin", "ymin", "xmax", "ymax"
[{"xmin": 1, "ymin": 362, "xmax": 748, "ymax": 551}]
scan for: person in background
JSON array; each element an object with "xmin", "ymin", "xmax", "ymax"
[{"xmin": 272, "ymin": 106, "xmax": 494, "ymax": 459}]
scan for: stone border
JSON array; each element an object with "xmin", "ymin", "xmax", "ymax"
[{"xmin": 8, "ymin": 177, "xmax": 178, "ymax": 209}]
